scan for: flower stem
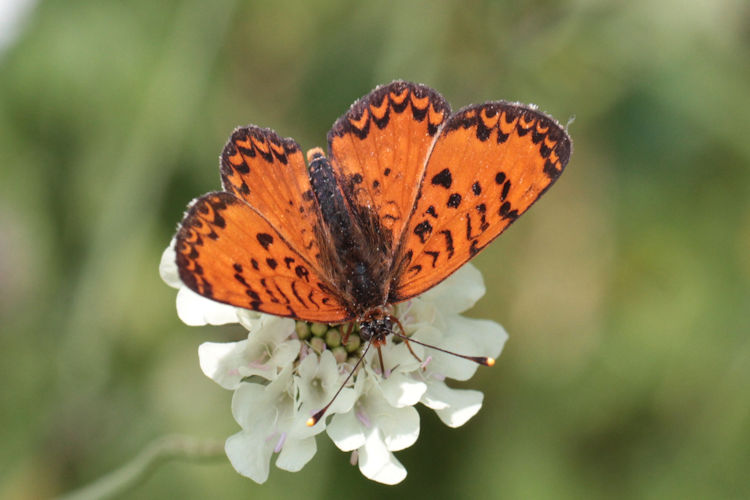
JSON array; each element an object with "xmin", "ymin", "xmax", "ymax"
[{"xmin": 56, "ymin": 435, "xmax": 224, "ymax": 500}]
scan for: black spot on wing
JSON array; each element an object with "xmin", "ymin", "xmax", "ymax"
[
  {"xmin": 431, "ymin": 168, "xmax": 452, "ymax": 189},
  {"xmin": 425, "ymin": 250, "xmax": 440, "ymax": 267},
  {"xmin": 440, "ymin": 230, "xmax": 455, "ymax": 258},
  {"xmin": 476, "ymin": 120, "xmax": 491, "ymax": 141},
  {"xmin": 295, "ymin": 265, "xmax": 310, "ymax": 282},
  {"xmin": 291, "ymin": 281, "xmax": 307, "ymax": 307},
  {"xmin": 543, "ymin": 159, "xmax": 563, "ymax": 180},
  {"xmin": 414, "ymin": 220, "xmax": 433, "ymax": 244},
  {"xmin": 257, "ymin": 233, "xmax": 273, "ymax": 249},
  {"xmin": 499, "ymin": 201, "xmax": 519, "ymax": 220},
  {"xmin": 447, "ymin": 193, "xmax": 462, "ymax": 208},
  {"xmin": 501, "ymin": 180, "xmax": 511, "ymax": 200},
  {"xmin": 469, "ymin": 239, "xmax": 482, "ymax": 256}
]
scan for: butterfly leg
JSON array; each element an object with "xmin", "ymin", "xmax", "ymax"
[
  {"xmin": 342, "ymin": 321, "xmax": 355, "ymax": 345},
  {"xmin": 376, "ymin": 345, "xmax": 387, "ymax": 377}
]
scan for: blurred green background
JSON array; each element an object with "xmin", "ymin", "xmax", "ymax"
[{"xmin": 1, "ymin": 0, "xmax": 749, "ymax": 498}]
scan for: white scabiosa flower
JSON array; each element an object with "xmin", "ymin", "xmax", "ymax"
[{"xmin": 160, "ymin": 243, "xmax": 507, "ymax": 485}]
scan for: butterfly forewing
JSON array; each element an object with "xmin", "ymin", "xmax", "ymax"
[
  {"xmin": 327, "ymin": 81, "xmax": 450, "ymax": 260},
  {"xmin": 175, "ymin": 192, "xmax": 350, "ymax": 322},
  {"xmin": 220, "ymin": 126, "xmax": 331, "ymax": 281},
  {"xmin": 391, "ymin": 103, "xmax": 572, "ymax": 301}
]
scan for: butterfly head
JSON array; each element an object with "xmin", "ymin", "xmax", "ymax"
[{"xmin": 358, "ymin": 315, "xmax": 393, "ymax": 348}]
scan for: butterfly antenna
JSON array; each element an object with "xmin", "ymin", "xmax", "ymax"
[
  {"xmin": 389, "ymin": 328, "xmax": 495, "ymax": 367},
  {"xmin": 306, "ymin": 340, "xmax": 372, "ymax": 427}
]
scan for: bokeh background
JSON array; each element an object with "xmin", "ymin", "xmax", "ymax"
[{"xmin": 1, "ymin": 0, "xmax": 749, "ymax": 498}]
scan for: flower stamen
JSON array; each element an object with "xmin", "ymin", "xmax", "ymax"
[
  {"xmin": 274, "ymin": 432, "xmax": 287, "ymax": 453},
  {"xmin": 355, "ymin": 407, "xmax": 371, "ymax": 428}
]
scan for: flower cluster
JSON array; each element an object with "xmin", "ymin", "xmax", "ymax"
[{"xmin": 160, "ymin": 245, "xmax": 508, "ymax": 485}]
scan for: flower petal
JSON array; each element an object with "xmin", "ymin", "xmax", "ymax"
[
  {"xmin": 231, "ymin": 365, "xmax": 294, "ymax": 429},
  {"xmin": 327, "ymin": 409, "xmax": 366, "ymax": 451},
  {"xmin": 421, "ymin": 381, "xmax": 484, "ymax": 428},
  {"xmin": 175, "ymin": 287, "xmax": 241, "ymax": 326},
  {"xmin": 417, "ymin": 263, "xmax": 485, "ymax": 314},
  {"xmin": 378, "ymin": 372, "xmax": 426, "ymax": 408},
  {"xmin": 358, "ymin": 429, "xmax": 407, "ymax": 485},
  {"xmin": 415, "ymin": 317, "xmax": 507, "ymax": 382},
  {"xmin": 445, "ymin": 315, "xmax": 508, "ymax": 361},
  {"xmin": 158, "ymin": 243, "xmax": 182, "ymax": 289},
  {"xmin": 379, "ymin": 405, "xmax": 420, "ymax": 451},
  {"xmin": 198, "ymin": 340, "xmax": 249, "ymax": 390},
  {"xmin": 360, "ymin": 380, "xmax": 421, "ymax": 451},
  {"xmin": 225, "ymin": 430, "xmax": 274, "ymax": 484},
  {"xmin": 276, "ymin": 436, "xmax": 317, "ymax": 472}
]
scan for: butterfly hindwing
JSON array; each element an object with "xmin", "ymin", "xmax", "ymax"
[
  {"xmin": 391, "ymin": 102, "xmax": 572, "ymax": 301},
  {"xmin": 327, "ymin": 81, "xmax": 450, "ymax": 261},
  {"xmin": 175, "ymin": 192, "xmax": 350, "ymax": 322}
]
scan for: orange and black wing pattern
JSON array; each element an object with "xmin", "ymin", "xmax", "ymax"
[
  {"xmin": 220, "ymin": 126, "xmax": 328, "ymax": 279},
  {"xmin": 327, "ymin": 81, "xmax": 450, "ymax": 256},
  {"xmin": 391, "ymin": 103, "xmax": 572, "ymax": 301},
  {"xmin": 175, "ymin": 192, "xmax": 350, "ymax": 322}
]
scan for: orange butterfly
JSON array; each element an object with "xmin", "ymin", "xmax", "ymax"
[{"xmin": 175, "ymin": 80, "xmax": 571, "ymax": 366}]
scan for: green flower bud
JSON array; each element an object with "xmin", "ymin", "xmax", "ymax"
[
  {"xmin": 311, "ymin": 322, "xmax": 328, "ymax": 337},
  {"xmin": 310, "ymin": 336, "xmax": 326, "ymax": 354},
  {"xmin": 326, "ymin": 328, "xmax": 341, "ymax": 347},
  {"xmin": 332, "ymin": 346, "xmax": 348, "ymax": 364},
  {"xmin": 295, "ymin": 321, "xmax": 311, "ymax": 340},
  {"xmin": 344, "ymin": 334, "xmax": 361, "ymax": 353}
]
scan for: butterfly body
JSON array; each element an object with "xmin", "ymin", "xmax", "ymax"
[
  {"xmin": 307, "ymin": 148, "xmax": 391, "ymax": 317},
  {"xmin": 175, "ymin": 81, "xmax": 571, "ymax": 329}
]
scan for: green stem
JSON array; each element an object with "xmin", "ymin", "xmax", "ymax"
[{"xmin": 56, "ymin": 435, "xmax": 225, "ymax": 500}]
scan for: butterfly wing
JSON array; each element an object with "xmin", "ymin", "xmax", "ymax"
[
  {"xmin": 391, "ymin": 103, "xmax": 572, "ymax": 301},
  {"xmin": 175, "ymin": 192, "xmax": 350, "ymax": 322},
  {"xmin": 220, "ymin": 125, "xmax": 327, "ymax": 277},
  {"xmin": 327, "ymin": 81, "xmax": 450, "ymax": 259}
]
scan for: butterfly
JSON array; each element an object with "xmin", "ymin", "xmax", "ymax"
[{"xmin": 174, "ymin": 81, "xmax": 571, "ymax": 357}]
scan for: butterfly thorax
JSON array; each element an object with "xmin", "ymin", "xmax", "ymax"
[{"xmin": 308, "ymin": 149, "xmax": 392, "ymax": 316}]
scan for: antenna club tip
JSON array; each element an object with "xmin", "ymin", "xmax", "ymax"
[
  {"xmin": 306, "ymin": 417, "xmax": 317, "ymax": 427},
  {"xmin": 486, "ymin": 357, "xmax": 495, "ymax": 367}
]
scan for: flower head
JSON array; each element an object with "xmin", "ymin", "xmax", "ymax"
[{"xmin": 160, "ymin": 244, "xmax": 507, "ymax": 485}]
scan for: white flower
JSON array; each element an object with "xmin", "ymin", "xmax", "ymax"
[
  {"xmin": 198, "ymin": 315, "xmax": 301, "ymax": 389},
  {"xmin": 160, "ymin": 242, "xmax": 508, "ymax": 485},
  {"xmin": 326, "ymin": 370, "xmax": 423, "ymax": 484}
]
